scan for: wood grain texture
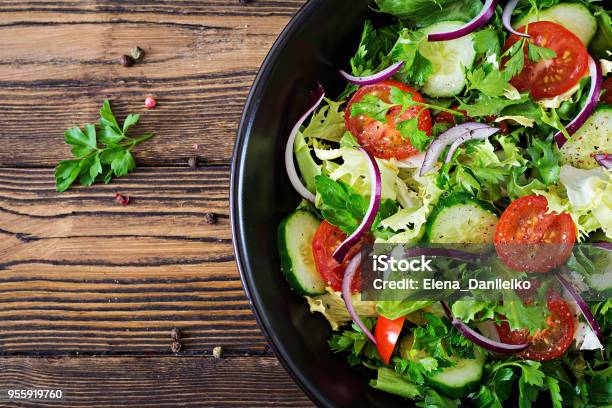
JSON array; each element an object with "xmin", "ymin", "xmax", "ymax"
[
  {"xmin": 0, "ymin": 0, "xmax": 305, "ymax": 167},
  {"xmin": 0, "ymin": 167, "xmax": 275, "ymax": 354},
  {"xmin": 0, "ymin": 1, "xmax": 314, "ymax": 405},
  {"xmin": 0, "ymin": 356, "xmax": 315, "ymax": 407}
]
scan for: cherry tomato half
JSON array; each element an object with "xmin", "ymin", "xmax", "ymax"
[
  {"xmin": 503, "ymin": 21, "xmax": 588, "ymax": 100},
  {"xmin": 312, "ymin": 221, "xmax": 367, "ymax": 292},
  {"xmin": 494, "ymin": 196, "xmax": 576, "ymax": 273},
  {"xmin": 497, "ymin": 296, "xmax": 575, "ymax": 361},
  {"xmin": 375, "ymin": 315, "xmax": 406, "ymax": 364},
  {"xmin": 345, "ymin": 80, "xmax": 432, "ymax": 160}
]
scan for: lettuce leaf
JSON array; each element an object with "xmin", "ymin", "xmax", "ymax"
[
  {"xmin": 302, "ymin": 98, "xmax": 346, "ymax": 142},
  {"xmin": 535, "ymin": 165, "xmax": 612, "ymax": 240},
  {"xmin": 373, "ymin": 0, "xmax": 483, "ymax": 28}
]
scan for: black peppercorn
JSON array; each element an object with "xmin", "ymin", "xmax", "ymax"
[
  {"xmin": 119, "ymin": 54, "xmax": 135, "ymax": 67},
  {"xmin": 171, "ymin": 341, "xmax": 182, "ymax": 353},
  {"xmin": 203, "ymin": 212, "xmax": 217, "ymax": 225}
]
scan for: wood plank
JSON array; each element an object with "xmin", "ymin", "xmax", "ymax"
[
  {"xmin": 0, "ymin": 356, "xmax": 315, "ymax": 407},
  {"xmin": 0, "ymin": 167, "xmax": 272, "ymax": 354},
  {"xmin": 0, "ymin": 0, "xmax": 306, "ymax": 167}
]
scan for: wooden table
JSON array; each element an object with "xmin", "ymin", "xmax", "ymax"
[{"xmin": 0, "ymin": 1, "xmax": 314, "ymax": 406}]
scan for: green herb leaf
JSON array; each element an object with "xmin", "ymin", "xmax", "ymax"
[
  {"xmin": 473, "ymin": 28, "xmax": 501, "ymax": 57},
  {"xmin": 502, "ymin": 39, "xmax": 526, "ymax": 81},
  {"xmin": 466, "ymin": 66, "xmax": 510, "ymax": 97},
  {"xmin": 350, "ymin": 93, "xmax": 394, "ymax": 123},
  {"xmin": 397, "ymin": 117, "xmax": 429, "ymax": 151},
  {"xmin": 122, "ymin": 113, "xmax": 140, "ymax": 133},
  {"xmin": 526, "ymin": 136, "xmax": 560, "ymax": 185},
  {"xmin": 110, "ymin": 149, "xmax": 136, "ymax": 177},
  {"xmin": 458, "ymin": 94, "xmax": 529, "ymax": 117},
  {"xmin": 54, "ymin": 100, "xmax": 154, "ymax": 191},
  {"xmin": 527, "ymin": 42, "xmax": 557, "ymax": 62}
]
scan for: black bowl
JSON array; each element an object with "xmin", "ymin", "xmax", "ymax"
[{"xmin": 230, "ymin": 1, "xmax": 407, "ymax": 406}]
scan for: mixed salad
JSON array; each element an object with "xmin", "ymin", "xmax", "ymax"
[{"xmin": 277, "ymin": 0, "xmax": 611, "ymax": 406}]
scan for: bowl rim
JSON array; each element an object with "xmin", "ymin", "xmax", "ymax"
[{"xmin": 230, "ymin": 0, "xmax": 331, "ymax": 406}]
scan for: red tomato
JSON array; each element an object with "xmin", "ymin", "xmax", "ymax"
[
  {"xmin": 345, "ymin": 80, "xmax": 432, "ymax": 160},
  {"xmin": 312, "ymin": 221, "xmax": 366, "ymax": 292},
  {"xmin": 494, "ymin": 196, "xmax": 576, "ymax": 273},
  {"xmin": 374, "ymin": 316, "xmax": 405, "ymax": 364},
  {"xmin": 503, "ymin": 21, "xmax": 588, "ymax": 99},
  {"xmin": 433, "ymin": 107, "xmax": 509, "ymax": 134},
  {"xmin": 602, "ymin": 77, "xmax": 612, "ymax": 105},
  {"xmin": 497, "ymin": 296, "xmax": 575, "ymax": 361}
]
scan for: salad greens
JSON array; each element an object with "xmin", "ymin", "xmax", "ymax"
[{"xmin": 278, "ymin": 0, "xmax": 611, "ymax": 406}]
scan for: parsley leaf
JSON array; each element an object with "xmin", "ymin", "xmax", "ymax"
[
  {"xmin": 527, "ymin": 42, "xmax": 557, "ymax": 62},
  {"xmin": 526, "ymin": 136, "xmax": 560, "ymax": 185},
  {"xmin": 329, "ymin": 319, "xmax": 379, "ymax": 366},
  {"xmin": 473, "ymin": 28, "xmax": 501, "ymax": 57},
  {"xmin": 502, "ymin": 39, "xmax": 526, "ymax": 81},
  {"xmin": 54, "ymin": 100, "xmax": 154, "ymax": 192},
  {"xmin": 466, "ymin": 65, "xmax": 510, "ymax": 97},
  {"xmin": 397, "ymin": 117, "xmax": 429, "ymax": 151},
  {"xmin": 390, "ymin": 30, "xmax": 432, "ymax": 87},
  {"xmin": 458, "ymin": 94, "xmax": 529, "ymax": 117},
  {"xmin": 350, "ymin": 93, "xmax": 394, "ymax": 123}
]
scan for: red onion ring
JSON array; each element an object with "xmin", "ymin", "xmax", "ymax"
[
  {"xmin": 440, "ymin": 301, "xmax": 529, "ymax": 354},
  {"xmin": 284, "ymin": 84, "xmax": 326, "ymax": 203},
  {"xmin": 419, "ymin": 123, "xmax": 492, "ymax": 176},
  {"xmin": 555, "ymin": 56, "xmax": 603, "ymax": 148},
  {"xmin": 555, "ymin": 271, "xmax": 603, "ymax": 341},
  {"xmin": 342, "ymin": 252, "xmax": 377, "ymax": 344},
  {"xmin": 428, "ymin": 0, "xmax": 498, "ymax": 41},
  {"xmin": 594, "ymin": 153, "xmax": 611, "ymax": 170},
  {"xmin": 339, "ymin": 61, "xmax": 405, "ymax": 86},
  {"xmin": 593, "ymin": 242, "xmax": 612, "ymax": 251},
  {"xmin": 502, "ymin": 0, "xmax": 530, "ymax": 38},
  {"xmin": 332, "ymin": 147, "xmax": 382, "ymax": 263},
  {"xmin": 444, "ymin": 126, "xmax": 499, "ymax": 163}
]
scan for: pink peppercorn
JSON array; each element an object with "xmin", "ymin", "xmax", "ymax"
[{"xmin": 144, "ymin": 96, "xmax": 157, "ymax": 109}]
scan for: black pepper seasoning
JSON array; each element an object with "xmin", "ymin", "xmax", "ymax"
[
  {"xmin": 171, "ymin": 341, "xmax": 182, "ymax": 353},
  {"xmin": 203, "ymin": 212, "xmax": 217, "ymax": 225}
]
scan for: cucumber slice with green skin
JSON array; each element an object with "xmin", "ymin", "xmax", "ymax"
[
  {"xmin": 418, "ymin": 21, "xmax": 476, "ymax": 98},
  {"xmin": 425, "ymin": 193, "xmax": 499, "ymax": 244},
  {"xmin": 277, "ymin": 210, "xmax": 325, "ymax": 296},
  {"xmin": 515, "ymin": 3, "xmax": 598, "ymax": 45},
  {"xmin": 426, "ymin": 350, "xmax": 486, "ymax": 398},
  {"xmin": 560, "ymin": 104, "xmax": 612, "ymax": 169},
  {"xmin": 398, "ymin": 335, "xmax": 486, "ymax": 399}
]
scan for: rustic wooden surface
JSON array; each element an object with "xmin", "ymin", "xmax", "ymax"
[{"xmin": 0, "ymin": 1, "xmax": 314, "ymax": 406}]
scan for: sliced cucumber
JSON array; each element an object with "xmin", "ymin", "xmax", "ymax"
[
  {"xmin": 425, "ymin": 193, "xmax": 499, "ymax": 244},
  {"xmin": 515, "ymin": 3, "xmax": 598, "ymax": 45},
  {"xmin": 427, "ymin": 350, "xmax": 486, "ymax": 398},
  {"xmin": 418, "ymin": 21, "xmax": 476, "ymax": 98},
  {"xmin": 277, "ymin": 210, "xmax": 325, "ymax": 295},
  {"xmin": 398, "ymin": 335, "xmax": 485, "ymax": 399},
  {"xmin": 560, "ymin": 104, "xmax": 612, "ymax": 169}
]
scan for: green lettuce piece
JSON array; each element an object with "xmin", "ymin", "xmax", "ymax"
[
  {"xmin": 381, "ymin": 173, "xmax": 442, "ymax": 244},
  {"xmin": 370, "ymin": 367, "xmax": 422, "ymax": 399},
  {"xmin": 535, "ymin": 165, "xmax": 612, "ymax": 240},
  {"xmin": 373, "ymin": 0, "xmax": 483, "ymax": 28},
  {"xmin": 302, "ymin": 98, "xmax": 346, "ymax": 142},
  {"xmin": 376, "ymin": 300, "xmax": 434, "ymax": 320},
  {"xmin": 313, "ymin": 147, "xmax": 403, "ymax": 201},
  {"xmin": 305, "ymin": 289, "xmax": 377, "ymax": 331}
]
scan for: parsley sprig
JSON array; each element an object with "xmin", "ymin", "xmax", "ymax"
[
  {"xmin": 502, "ymin": 38, "xmax": 557, "ymax": 81},
  {"xmin": 54, "ymin": 100, "xmax": 154, "ymax": 192},
  {"xmin": 349, "ymin": 86, "xmax": 462, "ymax": 152}
]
